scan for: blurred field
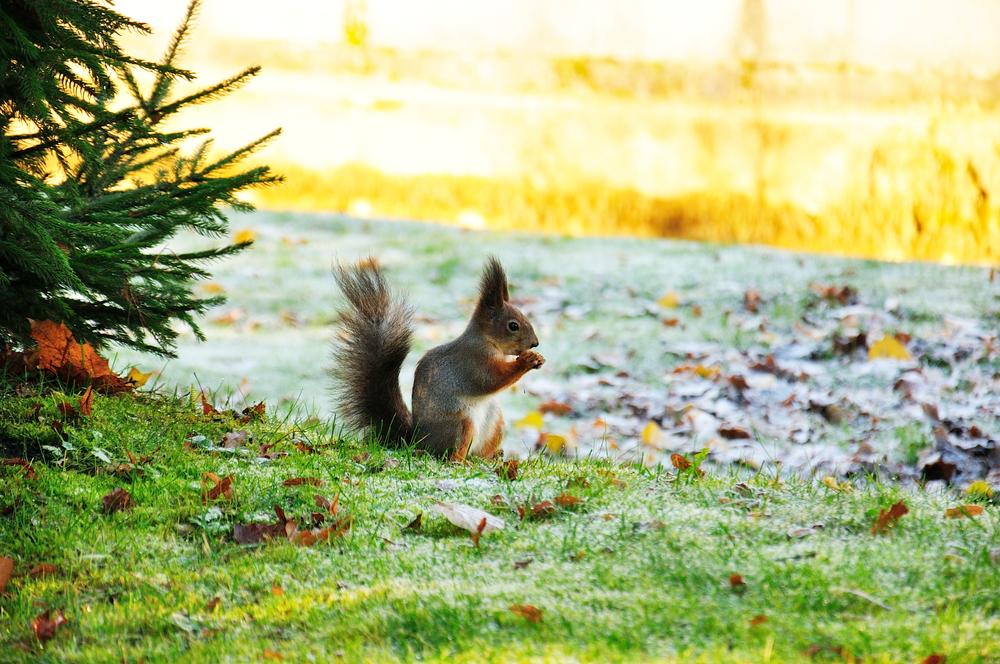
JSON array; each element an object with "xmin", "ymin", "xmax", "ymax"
[{"xmin": 118, "ymin": 1, "xmax": 1000, "ymax": 264}]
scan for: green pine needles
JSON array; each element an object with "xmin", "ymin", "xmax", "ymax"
[{"xmin": 0, "ymin": 0, "xmax": 281, "ymax": 356}]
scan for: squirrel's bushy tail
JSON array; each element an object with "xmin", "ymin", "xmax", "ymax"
[{"xmin": 331, "ymin": 259, "xmax": 414, "ymax": 445}]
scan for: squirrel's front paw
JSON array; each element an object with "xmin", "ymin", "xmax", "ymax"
[{"xmin": 518, "ymin": 350, "xmax": 545, "ymax": 370}]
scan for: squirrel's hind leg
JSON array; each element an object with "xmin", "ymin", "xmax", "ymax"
[
  {"xmin": 478, "ymin": 411, "xmax": 504, "ymax": 460},
  {"xmin": 450, "ymin": 418, "xmax": 475, "ymax": 462}
]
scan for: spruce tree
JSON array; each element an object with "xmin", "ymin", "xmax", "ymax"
[{"xmin": 0, "ymin": 0, "xmax": 280, "ymax": 356}]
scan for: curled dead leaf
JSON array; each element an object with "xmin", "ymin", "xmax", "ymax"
[
  {"xmin": 101, "ymin": 488, "xmax": 134, "ymax": 514},
  {"xmin": 509, "ymin": 604, "xmax": 543, "ymax": 622},
  {"xmin": 944, "ymin": 505, "xmax": 984, "ymax": 519},
  {"xmin": 31, "ymin": 608, "xmax": 67, "ymax": 641},
  {"xmin": 871, "ymin": 500, "xmax": 908, "ymax": 534}
]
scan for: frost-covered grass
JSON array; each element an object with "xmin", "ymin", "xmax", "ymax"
[
  {"xmin": 113, "ymin": 211, "xmax": 999, "ymax": 473},
  {"xmin": 1, "ymin": 386, "xmax": 997, "ymax": 662}
]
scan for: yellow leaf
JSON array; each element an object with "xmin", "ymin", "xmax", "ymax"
[
  {"xmin": 868, "ymin": 335, "xmax": 912, "ymax": 361},
  {"xmin": 233, "ymin": 228, "xmax": 257, "ymax": 244},
  {"xmin": 944, "ymin": 504, "xmax": 984, "ymax": 519},
  {"xmin": 822, "ymin": 476, "xmax": 853, "ymax": 493},
  {"xmin": 200, "ymin": 282, "xmax": 225, "ymax": 294},
  {"xmin": 541, "ymin": 433, "xmax": 567, "ymax": 454},
  {"xmin": 641, "ymin": 421, "xmax": 663, "ymax": 447},
  {"xmin": 515, "ymin": 411, "xmax": 543, "ymax": 430},
  {"xmin": 657, "ymin": 292, "xmax": 680, "ymax": 309},
  {"xmin": 694, "ymin": 364, "xmax": 720, "ymax": 379},
  {"xmin": 127, "ymin": 367, "xmax": 153, "ymax": 387},
  {"xmin": 965, "ymin": 480, "xmax": 994, "ymax": 499}
]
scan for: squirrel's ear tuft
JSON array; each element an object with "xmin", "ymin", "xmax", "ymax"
[{"xmin": 478, "ymin": 256, "xmax": 509, "ymax": 311}]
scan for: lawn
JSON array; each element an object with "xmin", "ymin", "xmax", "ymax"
[{"xmin": 0, "ymin": 386, "xmax": 997, "ymax": 662}]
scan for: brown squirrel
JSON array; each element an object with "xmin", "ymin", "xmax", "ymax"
[{"xmin": 331, "ymin": 257, "xmax": 544, "ymax": 460}]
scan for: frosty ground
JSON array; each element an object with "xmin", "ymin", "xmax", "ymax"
[{"xmin": 117, "ymin": 211, "xmax": 999, "ymax": 483}]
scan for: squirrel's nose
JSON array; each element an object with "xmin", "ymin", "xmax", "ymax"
[{"xmin": 530, "ymin": 340, "xmax": 539, "ymax": 348}]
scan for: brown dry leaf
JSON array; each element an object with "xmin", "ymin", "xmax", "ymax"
[
  {"xmin": 204, "ymin": 596, "xmax": 222, "ymax": 612},
  {"xmin": 871, "ymin": 500, "xmax": 909, "ymax": 534},
  {"xmin": 3, "ymin": 458, "xmax": 36, "ymax": 480},
  {"xmin": 671, "ymin": 453, "xmax": 705, "ymax": 478},
  {"xmin": 470, "ymin": 517, "xmax": 488, "ymax": 548},
  {"xmin": 729, "ymin": 573, "xmax": 746, "ymax": 590},
  {"xmin": 509, "ymin": 604, "xmax": 543, "ymax": 623},
  {"xmin": 283, "ymin": 477, "xmax": 323, "ymax": 487},
  {"xmin": 263, "ymin": 650, "xmax": 284, "ymax": 661},
  {"xmin": 200, "ymin": 393, "xmax": 217, "ymax": 415},
  {"xmin": 538, "ymin": 400, "xmax": 573, "ymax": 416},
  {"xmin": 29, "ymin": 320, "xmax": 131, "ymax": 392},
  {"xmin": 101, "ymin": 488, "xmax": 134, "ymax": 514},
  {"xmin": 514, "ymin": 558, "xmax": 534, "ymax": 569},
  {"xmin": 78, "ymin": 386, "xmax": 93, "ymax": 417},
  {"xmin": 201, "ymin": 473, "xmax": 234, "ymax": 503},
  {"xmin": 29, "ymin": 563, "xmax": 59, "ymax": 578},
  {"xmin": 314, "ymin": 493, "xmax": 341, "ymax": 516},
  {"xmin": 922, "ymin": 655, "xmax": 946, "ymax": 664},
  {"xmin": 750, "ymin": 614, "xmax": 768, "ymax": 626},
  {"xmin": 495, "ymin": 459, "xmax": 519, "ymax": 481},
  {"xmin": 944, "ymin": 505, "xmax": 984, "ymax": 519},
  {"xmin": 221, "ymin": 431, "xmax": 248, "ymax": 449},
  {"xmin": 554, "ymin": 493, "xmax": 582, "ymax": 508},
  {"xmin": 743, "ymin": 288, "xmax": 761, "ymax": 313},
  {"xmin": 31, "ymin": 609, "xmax": 67, "ymax": 641},
  {"xmin": 0, "ymin": 556, "xmax": 13, "ymax": 592},
  {"xmin": 529, "ymin": 500, "xmax": 557, "ymax": 520},
  {"xmin": 718, "ymin": 426, "xmax": 751, "ymax": 440}
]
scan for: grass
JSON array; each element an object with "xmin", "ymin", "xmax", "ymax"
[{"xmin": 1, "ymin": 382, "xmax": 997, "ymax": 662}]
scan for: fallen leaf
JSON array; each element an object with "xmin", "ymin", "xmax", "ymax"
[
  {"xmin": 729, "ymin": 573, "xmax": 746, "ymax": 589},
  {"xmin": 921, "ymin": 655, "xmax": 945, "ymax": 664},
  {"xmin": 538, "ymin": 400, "xmax": 572, "ymax": 416},
  {"xmin": 540, "ymin": 432, "xmax": 567, "ymax": 454},
  {"xmin": 868, "ymin": 335, "xmax": 912, "ymax": 361},
  {"xmin": 657, "ymin": 292, "xmax": 680, "ymax": 308},
  {"xmin": 78, "ymin": 385, "xmax": 93, "ymax": 417},
  {"xmin": 263, "ymin": 650, "xmax": 284, "ymax": 661},
  {"xmin": 30, "ymin": 320, "xmax": 122, "ymax": 390},
  {"xmin": 202, "ymin": 473, "xmax": 234, "ymax": 503},
  {"xmin": 515, "ymin": 411, "xmax": 543, "ymax": 430},
  {"xmin": 944, "ymin": 505, "xmax": 984, "ymax": 519},
  {"xmin": 0, "ymin": 556, "xmax": 13, "ymax": 592},
  {"xmin": 29, "ymin": 563, "xmax": 59, "ymax": 578},
  {"xmin": 431, "ymin": 502, "xmax": 505, "ymax": 536},
  {"xmin": 495, "ymin": 459, "xmax": 519, "ymax": 481},
  {"xmin": 283, "ymin": 477, "xmax": 323, "ymax": 487},
  {"xmin": 470, "ymin": 517, "xmax": 488, "ymax": 547},
  {"xmin": 101, "ymin": 488, "xmax": 134, "ymax": 514},
  {"xmin": 871, "ymin": 500, "xmax": 908, "ymax": 534},
  {"xmin": 127, "ymin": 367, "xmax": 153, "ymax": 387},
  {"xmin": 233, "ymin": 228, "xmax": 257, "ymax": 244},
  {"xmin": 221, "ymin": 431, "xmax": 249, "ymax": 449},
  {"xmin": 718, "ymin": 426, "xmax": 751, "ymax": 440},
  {"xmin": 554, "ymin": 493, "xmax": 581, "ymax": 508},
  {"xmin": 513, "ymin": 558, "xmax": 534, "ymax": 569},
  {"xmin": 822, "ymin": 476, "xmax": 853, "ymax": 493},
  {"xmin": 200, "ymin": 393, "xmax": 217, "ymax": 415},
  {"xmin": 671, "ymin": 453, "xmax": 705, "ymax": 478},
  {"xmin": 509, "ymin": 604, "xmax": 543, "ymax": 622},
  {"xmin": 3, "ymin": 458, "xmax": 36, "ymax": 480},
  {"xmin": 314, "ymin": 493, "xmax": 340, "ymax": 516},
  {"xmin": 641, "ymin": 421, "xmax": 663, "ymax": 447},
  {"xmin": 204, "ymin": 597, "xmax": 221, "ymax": 612},
  {"xmin": 964, "ymin": 481, "xmax": 994, "ymax": 500},
  {"xmin": 750, "ymin": 614, "xmax": 768, "ymax": 626},
  {"xmin": 199, "ymin": 282, "xmax": 225, "ymax": 294},
  {"xmin": 744, "ymin": 288, "xmax": 761, "ymax": 313},
  {"xmin": 31, "ymin": 609, "xmax": 67, "ymax": 641},
  {"xmin": 271, "ymin": 584, "xmax": 284, "ymax": 596}
]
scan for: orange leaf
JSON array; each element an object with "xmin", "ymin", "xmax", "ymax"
[
  {"xmin": 78, "ymin": 386, "xmax": 93, "ymax": 417},
  {"xmin": 944, "ymin": 505, "xmax": 984, "ymax": 519},
  {"xmin": 29, "ymin": 321, "xmax": 131, "ymax": 392},
  {"xmin": 538, "ymin": 400, "xmax": 572, "ymax": 416},
  {"xmin": 263, "ymin": 650, "xmax": 284, "ymax": 660},
  {"xmin": 31, "ymin": 609, "xmax": 67, "ymax": 641},
  {"xmin": 729, "ymin": 574, "xmax": 746, "ymax": 589},
  {"xmin": 202, "ymin": 473, "xmax": 234, "ymax": 502},
  {"xmin": 495, "ymin": 459, "xmax": 519, "ymax": 481},
  {"xmin": 871, "ymin": 500, "xmax": 909, "ymax": 534},
  {"xmin": 0, "ymin": 556, "xmax": 13, "ymax": 592},
  {"xmin": 509, "ymin": 604, "xmax": 543, "ymax": 622},
  {"xmin": 921, "ymin": 655, "xmax": 946, "ymax": 664},
  {"xmin": 200, "ymin": 393, "xmax": 217, "ymax": 415},
  {"xmin": 750, "ymin": 614, "xmax": 768, "ymax": 626},
  {"xmin": 554, "ymin": 493, "xmax": 581, "ymax": 508}
]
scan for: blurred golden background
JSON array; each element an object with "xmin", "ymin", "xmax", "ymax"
[{"xmin": 117, "ymin": 0, "xmax": 1000, "ymax": 264}]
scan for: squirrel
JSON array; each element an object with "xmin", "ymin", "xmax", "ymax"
[{"xmin": 331, "ymin": 256, "xmax": 544, "ymax": 460}]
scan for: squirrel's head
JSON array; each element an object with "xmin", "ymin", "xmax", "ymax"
[{"xmin": 473, "ymin": 257, "xmax": 539, "ymax": 355}]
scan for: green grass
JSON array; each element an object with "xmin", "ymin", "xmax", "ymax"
[{"xmin": 1, "ymin": 384, "xmax": 997, "ymax": 662}]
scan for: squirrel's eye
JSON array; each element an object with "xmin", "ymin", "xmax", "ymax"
[{"xmin": 507, "ymin": 320, "xmax": 520, "ymax": 332}]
